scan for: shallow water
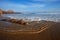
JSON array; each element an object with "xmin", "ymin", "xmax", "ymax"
[{"xmin": 2, "ymin": 13, "xmax": 60, "ymax": 22}]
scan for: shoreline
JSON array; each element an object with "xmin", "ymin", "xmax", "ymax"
[
  {"xmin": 0, "ymin": 17, "xmax": 58, "ymax": 34},
  {"xmin": 0, "ymin": 15, "xmax": 59, "ymax": 22},
  {"xmin": 0, "ymin": 16, "xmax": 60, "ymax": 40},
  {"xmin": 0, "ymin": 16, "xmax": 60, "ymax": 33}
]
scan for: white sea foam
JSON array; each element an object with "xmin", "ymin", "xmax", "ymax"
[
  {"xmin": 7, "ymin": 16, "xmax": 60, "ymax": 22},
  {"xmin": 2, "ymin": 13, "xmax": 60, "ymax": 22}
]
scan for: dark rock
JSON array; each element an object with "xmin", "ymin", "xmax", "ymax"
[
  {"xmin": 8, "ymin": 19, "xmax": 17, "ymax": 23},
  {"xmin": 17, "ymin": 19, "xmax": 28, "ymax": 25},
  {"xmin": 1, "ymin": 19, "xmax": 7, "ymax": 21}
]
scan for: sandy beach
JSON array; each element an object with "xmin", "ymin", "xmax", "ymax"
[{"xmin": 0, "ymin": 16, "xmax": 60, "ymax": 40}]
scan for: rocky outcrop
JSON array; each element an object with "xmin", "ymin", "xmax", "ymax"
[
  {"xmin": 0, "ymin": 9, "xmax": 3, "ymax": 15},
  {"xmin": 17, "ymin": 19, "xmax": 28, "ymax": 25},
  {"xmin": 6, "ymin": 10, "xmax": 14, "ymax": 14},
  {"xmin": 0, "ymin": 9, "xmax": 22, "ymax": 14},
  {"xmin": 0, "ymin": 9, "xmax": 14, "ymax": 14},
  {"xmin": 8, "ymin": 19, "xmax": 17, "ymax": 23}
]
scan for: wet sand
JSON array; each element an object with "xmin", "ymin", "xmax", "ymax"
[{"xmin": 0, "ymin": 20, "xmax": 60, "ymax": 40}]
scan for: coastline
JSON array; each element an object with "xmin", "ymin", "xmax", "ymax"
[
  {"xmin": 2, "ymin": 13, "xmax": 60, "ymax": 22},
  {"xmin": 0, "ymin": 16, "xmax": 60, "ymax": 40},
  {"xmin": 0, "ymin": 16, "xmax": 59, "ymax": 33},
  {"xmin": 0, "ymin": 21, "xmax": 60, "ymax": 40}
]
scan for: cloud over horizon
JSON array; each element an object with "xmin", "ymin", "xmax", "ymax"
[
  {"xmin": 0, "ymin": 2, "xmax": 46, "ymax": 12},
  {"xmin": 0, "ymin": 0, "xmax": 60, "ymax": 12}
]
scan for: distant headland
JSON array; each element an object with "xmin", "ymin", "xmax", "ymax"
[{"xmin": 0, "ymin": 9, "xmax": 22, "ymax": 14}]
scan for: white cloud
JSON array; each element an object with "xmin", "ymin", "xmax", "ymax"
[
  {"xmin": 1, "ymin": 2, "xmax": 45, "ymax": 8},
  {"xmin": 30, "ymin": 4, "xmax": 45, "ymax": 8},
  {"xmin": 1, "ymin": 3, "xmax": 27, "ymax": 8},
  {"xmin": 0, "ymin": 2, "xmax": 46, "ymax": 12}
]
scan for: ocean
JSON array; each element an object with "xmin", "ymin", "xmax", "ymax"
[{"xmin": 2, "ymin": 13, "xmax": 60, "ymax": 22}]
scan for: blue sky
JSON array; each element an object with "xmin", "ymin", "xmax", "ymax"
[{"xmin": 0, "ymin": 0, "xmax": 60, "ymax": 12}]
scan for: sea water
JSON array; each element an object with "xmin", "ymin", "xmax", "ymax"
[{"xmin": 2, "ymin": 13, "xmax": 60, "ymax": 22}]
